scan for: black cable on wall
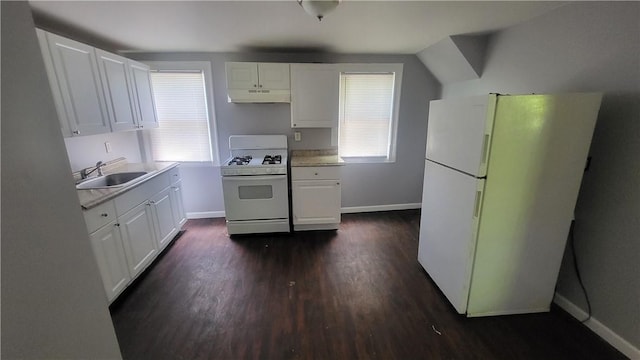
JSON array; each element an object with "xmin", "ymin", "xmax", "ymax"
[{"xmin": 569, "ymin": 220, "xmax": 592, "ymax": 323}]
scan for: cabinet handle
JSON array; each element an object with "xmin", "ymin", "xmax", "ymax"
[
  {"xmin": 72, "ymin": 130, "xmax": 80, "ymax": 135},
  {"xmin": 140, "ymin": 125, "xmax": 144, "ymax": 128},
  {"xmin": 115, "ymin": 223, "xmax": 120, "ymax": 227},
  {"xmin": 293, "ymin": 124, "xmax": 297, "ymax": 127},
  {"xmin": 258, "ymin": 84, "xmax": 263, "ymax": 88},
  {"xmin": 337, "ymin": 182, "xmax": 340, "ymax": 185},
  {"xmin": 100, "ymin": 213, "xmax": 109, "ymax": 217},
  {"xmin": 253, "ymin": 84, "xmax": 257, "ymax": 88},
  {"xmin": 314, "ymin": 172, "xmax": 318, "ymax": 175}
]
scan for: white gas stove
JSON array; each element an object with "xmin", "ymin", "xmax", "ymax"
[
  {"xmin": 221, "ymin": 135, "xmax": 290, "ymax": 235},
  {"xmin": 221, "ymin": 135, "xmax": 288, "ymax": 176},
  {"xmin": 221, "ymin": 153, "xmax": 287, "ymax": 176}
]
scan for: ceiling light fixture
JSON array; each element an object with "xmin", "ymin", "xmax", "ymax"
[{"xmin": 297, "ymin": 0, "xmax": 341, "ymax": 22}]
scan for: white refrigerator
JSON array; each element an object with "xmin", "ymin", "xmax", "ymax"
[{"xmin": 418, "ymin": 93, "xmax": 602, "ymax": 317}]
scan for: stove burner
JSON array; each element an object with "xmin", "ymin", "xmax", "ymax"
[
  {"xmin": 263, "ymin": 155, "xmax": 282, "ymax": 165},
  {"xmin": 228, "ymin": 156, "xmax": 252, "ymax": 166}
]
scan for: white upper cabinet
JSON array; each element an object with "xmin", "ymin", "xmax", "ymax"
[
  {"xmin": 225, "ymin": 62, "xmax": 290, "ymax": 103},
  {"xmin": 290, "ymin": 63, "xmax": 339, "ymax": 128},
  {"xmin": 257, "ymin": 63, "xmax": 291, "ymax": 90},
  {"xmin": 226, "ymin": 62, "xmax": 260, "ymax": 89},
  {"xmin": 36, "ymin": 29, "xmax": 158, "ymax": 136},
  {"xmin": 95, "ymin": 49, "xmax": 137, "ymax": 132},
  {"xmin": 37, "ymin": 29, "xmax": 111, "ymax": 137},
  {"xmin": 128, "ymin": 60, "xmax": 159, "ymax": 129}
]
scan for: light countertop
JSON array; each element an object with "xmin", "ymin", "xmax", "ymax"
[
  {"xmin": 77, "ymin": 160, "xmax": 178, "ymax": 210},
  {"xmin": 290, "ymin": 149, "xmax": 345, "ymax": 167}
]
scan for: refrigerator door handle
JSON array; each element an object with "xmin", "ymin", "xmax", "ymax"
[
  {"xmin": 473, "ymin": 181, "xmax": 485, "ymax": 219},
  {"xmin": 474, "ymin": 190, "xmax": 482, "ymax": 218},
  {"xmin": 481, "ymin": 134, "xmax": 491, "ymax": 166}
]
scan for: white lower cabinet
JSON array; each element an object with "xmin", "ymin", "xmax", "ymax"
[
  {"xmin": 150, "ymin": 187, "xmax": 178, "ymax": 251},
  {"xmin": 170, "ymin": 180, "xmax": 187, "ymax": 228},
  {"xmin": 291, "ymin": 166, "xmax": 342, "ymax": 231},
  {"xmin": 89, "ymin": 221, "xmax": 130, "ymax": 302},
  {"xmin": 82, "ymin": 165, "xmax": 186, "ymax": 303},
  {"xmin": 118, "ymin": 201, "xmax": 158, "ymax": 278}
]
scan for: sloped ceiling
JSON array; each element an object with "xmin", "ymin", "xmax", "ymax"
[{"xmin": 417, "ymin": 34, "xmax": 490, "ymax": 84}]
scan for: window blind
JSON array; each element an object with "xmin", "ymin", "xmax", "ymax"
[
  {"xmin": 339, "ymin": 73, "xmax": 395, "ymax": 158},
  {"xmin": 149, "ymin": 71, "xmax": 212, "ymax": 162}
]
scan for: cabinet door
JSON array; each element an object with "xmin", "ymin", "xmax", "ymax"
[
  {"xmin": 292, "ymin": 179, "xmax": 341, "ymax": 225},
  {"xmin": 89, "ymin": 222, "xmax": 130, "ymax": 302},
  {"xmin": 129, "ymin": 60, "xmax": 159, "ymax": 129},
  {"xmin": 150, "ymin": 187, "xmax": 178, "ymax": 251},
  {"xmin": 36, "ymin": 29, "xmax": 72, "ymax": 137},
  {"xmin": 119, "ymin": 202, "xmax": 158, "ymax": 278},
  {"xmin": 171, "ymin": 180, "xmax": 187, "ymax": 228},
  {"xmin": 290, "ymin": 64, "xmax": 339, "ymax": 128},
  {"xmin": 43, "ymin": 31, "xmax": 110, "ymax": 136},
  {"xmin": 95, "ymin": 49, "xmax": 137, "ymax": 132},
  {"xmin": 226, "ymin": 62, "xmax": 259, "ymax": 89},
  {"xmin": 258, "ymin": 63, "xmax": 290, "ymax": 89}
]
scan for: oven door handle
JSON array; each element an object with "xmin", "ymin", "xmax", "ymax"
[{"xmin": 223, "ymin": 175, "xmax": 287, "ymax": 181}]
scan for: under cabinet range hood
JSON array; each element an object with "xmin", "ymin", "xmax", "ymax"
[
  {"xmin": 225, "ymin": 62, "xmax": 291, "ymax": 103},
  {"xmin": 227, "ymin": 88, "xmax": 291, "ymax": 103}
]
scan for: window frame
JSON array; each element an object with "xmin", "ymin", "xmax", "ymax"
[
  {"xmin": 140, "ymin": 61, "xmax": 220, "ymax": 166},
  {"xmin": 336, "ymin": 63, "xmax": 403, "ymax": 164}
]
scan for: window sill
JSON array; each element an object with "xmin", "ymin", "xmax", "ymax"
[{"xmin": 339, "ymin": 156, "xmax": 395, "ymax": 164}]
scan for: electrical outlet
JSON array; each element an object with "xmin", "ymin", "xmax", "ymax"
[
  {"xmin": 104, "ymin": 141, "xmax": 112, "ymax": 153},
  {"xmin": 294, "ymin": 131, "xmax": 301, "ymax": 142}
]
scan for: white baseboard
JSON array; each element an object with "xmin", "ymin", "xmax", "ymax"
[
  {"xmin": 186, "ymin": 211, "xmax": 225, "ymax": 219},
  {"xmin": 554, "ymin": 293, "xmax": 639, "ymax": 359},
  {"xmin": 186, "ymin": 203, "xmax": 422, "ymax": 219},
  {"xmin": 341, "ymin": 203, "xmax": 421, "ymax": 214}
]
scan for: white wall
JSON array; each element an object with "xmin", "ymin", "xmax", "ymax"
[
  {"xmin": 64, "ymin": 130, "xmax": 142, "ymax": 172},
  {"xmin": 441, "ymin": 2, "xmax": 639, "ymax": 354},
  {"xmin": 1, "ymin": 2, "xmax": 122, "ymax": 358},
  {"xmin": 128, "ymin": 52, "xmax": 439, "ymax": 215}
]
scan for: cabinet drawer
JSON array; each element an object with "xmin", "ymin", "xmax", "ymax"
[
  {"xmin": 84, "ymin": 200, "xmax": 117, "ymax": 233},
  {"xmin": 291, "ymin": 166, "xmax": 341, "ymax": 180},
  {"xmin": 115, "ymin": 172, "xmax": 170, "ymax": 215},
  {"xmin": 167, "ymin": 166, "xmax": 181, "ymax": 184}
]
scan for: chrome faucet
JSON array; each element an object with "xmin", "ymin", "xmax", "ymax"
[{"xmin": 80, "ymin": 161, "xmax": 105, "ymax": 179}]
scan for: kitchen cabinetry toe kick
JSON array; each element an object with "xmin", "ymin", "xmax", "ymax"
[{"xmin": 294, "ymin": 223, "xmax": 339, "ymax": 231}]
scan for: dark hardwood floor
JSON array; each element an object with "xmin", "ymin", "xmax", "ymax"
[{"xmin": 110, "ymin": 210, "xmax": 625, "ymax": 360}]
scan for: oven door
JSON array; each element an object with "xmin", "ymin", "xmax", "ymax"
[{"xmin": 222, "ymin": 175, "xmax": 289, "ymax": 221}]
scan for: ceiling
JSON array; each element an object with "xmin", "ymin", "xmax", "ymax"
[{"xmin": 29, "ymin": 1, "xmax": 567, "ymax": 55}]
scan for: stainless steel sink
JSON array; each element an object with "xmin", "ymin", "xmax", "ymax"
[{"xmin": 76, "ymin": 171, "xmax": 148, "ymax": 189}]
